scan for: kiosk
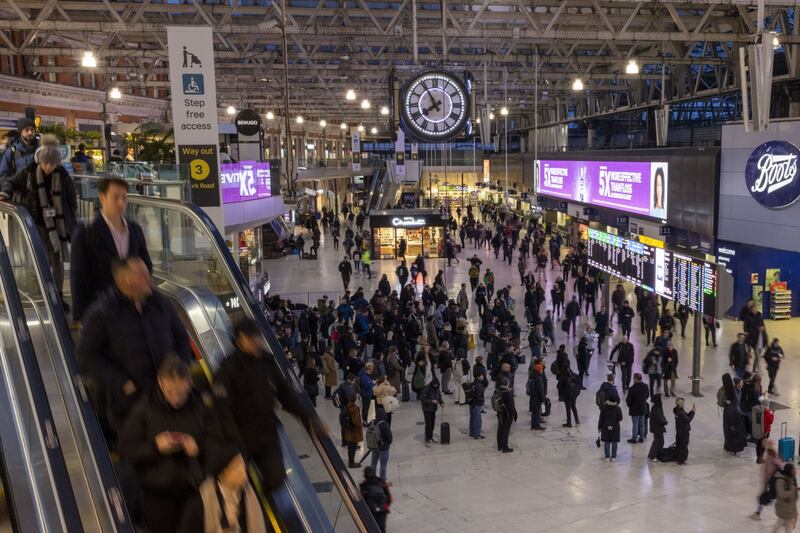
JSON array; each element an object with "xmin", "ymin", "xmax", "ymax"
[{"xmin": 370, "ymin": 209, "xmax": 447, "ymax": 259}]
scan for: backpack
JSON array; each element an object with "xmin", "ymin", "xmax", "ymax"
[
  {"xmin": 362, "ymin": 481, "xmax": 388, "ymax": 515},
  {"xmin": 491, "ymin": 389, "xmax": 505, "ymax": 412},
  {"xmin": 462, "ymin": 381, "xmax": 476, "ymax": 404},
  {"xmin": 596, "ymin": 387, "xmax": 609, "ymax": 407},
  {"xmin": 567, "ymin": 375, "xmax": 582, "ymax": 399},
  {"xmin": 716, "ymin": 386, "xmax": 729, "ymax": 408},
  {"xmin": 365, "ymin": 420, "xmax": 384, "ymax": 450},
  {"xmin": 332, "ymin": 385, "xmax": 348, "ymax": 408},
  {"xmin": 411, "ymin": 366, "xmax": 426, "ymax": 392}
]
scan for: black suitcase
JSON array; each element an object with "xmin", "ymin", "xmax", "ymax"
[
  {"xmin": 440, "ymin": 422, "xmax": 450, "ymax": 444},
  {"xmin": 401, "ymin": 380, "xmax": 410, "ymax": 402},
  {"xmin": 542, "ymin": 397, "xmax": 552, "ymax": 417}
]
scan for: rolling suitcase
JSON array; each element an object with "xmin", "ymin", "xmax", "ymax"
[
  {"xmin": 752, "ymin": 405, "xmax": 765, "ymax": 441},
  {"xmin": 440, "ymin": 406, "xmax": 450, "ymax": 444},
  {"xmin": 401, "ymin": 379, "xmax": 410, "ymax": 402},
  {"xmin": 779, "ymin": 422, "xmax": 795, "ymax": 462}
]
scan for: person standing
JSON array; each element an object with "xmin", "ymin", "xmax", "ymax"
[
  {"xmin": 673, "ymin": 397, "xmax": 695, "ymax": 465},
  {"xmin": 564, "ymin": 296, "xmax": 581, "ymax": 337},
  {"xmin": 419, "ymin": 379, "xmax": 443, "ymax": 446},
  {"xmin": 553, "ymin": 346, "xmax": 580, "ymax": 427},
  {"xmin": 618, "ymin": 300, "xmax": 635, "ymax": 339},
  {"xmin": 610, "ymin": 284, "xmax": 625, "ymax": 323},
  {"xmin": 609, "ymin": 336, "xmax": 634, "ymax": 392},
  {"xmin": 468, "ymin": 263, "xmax": 480, "ymax": 292},
  {"xmin": 467, "ymin": 373, "xmax": 485, "ymax": 439},
  {"xmin": 703, "ymin": 314, "xmax": 718, "ymax": 347},
  {"xmin": 626, "ymin": 374, "xmax": 649, "ymax": 444},
  {"xmin": 644, "ymin": 301, "xmax": 660, "ymax": 345},
  {"xmin": 396, "ymin": 260, "xmax": 409, "ymax": 287},
  {"xmin": 457, "ymin": 283, "xmax": 469, "ymax": 318},
  {"xmin": 676, "ymin": 304, "xmax": 691, "ymax": 338},
  {"xmin": 369, "ymin": 406, "xmax": 393, "ymax": 482},
  {"xmin": 528, "ymin": 359, "xmax": 546, "ymax": 431},
  {"xmin": 598, "ymin": 391, "xmax": 623, "ymax": 462},
  {"xmin": 339, "ymin": 255, "xmax": 353, "ymax": 290},
  {"xmin": 495, "ymin": 377, "xmax": 517, "ymax": 453},
  {"xmin": 344, "ymin": 393, "xmax": 364, "ymax": 468},
  {"xmin": 360, "ymin": 466, "xmax": 391, "ymax": 533},
  {"xmin": 642, "ymin": 347, "xmax": 663, "ymax": 398},
  {"xmin": 594, "ymin": 307, "xmax": 610, "ymax": 356},
  {"xmin": 321, "ymin": 347, "xmax": 338, "ymax": 400},
  {"xmin": 0, "ymin": 116, "xmax": 39, "ymax": 185},
  {"xmin": 647, "ymin": 394, "xmax": 668, "ymax": 461},
  {"xmin": 764, "ymin": 338, "xmax": 784, "ymax": 395},
  {"xmin": 661, "ymin": 342, "xmax": 679, "ymax": 398}
]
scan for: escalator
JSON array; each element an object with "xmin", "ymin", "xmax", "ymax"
[
  {"xmin": 0, "ymin": 224, "xmax": 87, "ymax": 532},
  {"xmin": 365, "ymin": 162, "xmax": 386, "ymax": 215},
  {"xmin": 0, "ymin": 204, "xmax": 133, "ymax": 533},
  {"xmin": 3, "ymin": 190, "xmax": 379, "ymax": 531}
]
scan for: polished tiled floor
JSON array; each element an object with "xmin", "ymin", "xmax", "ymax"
[{"xmin": 267, "ymin": 223, "xmax": 799, "ymax": 533}]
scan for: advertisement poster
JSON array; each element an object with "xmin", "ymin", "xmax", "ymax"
[
  {"xmin": 535, "ymin": 159, "xmax": 669, "ymax": 220},
  {"xmin": 220, "ymin": 161, "xmax": 271, "ymax": 204},
  {"xmin": 395, "ymin": 128, "xmax": 406, "ymax": 179},
  {"xmin": 351, "ymin": 132, "xmax": 361, "ymax": 172}
]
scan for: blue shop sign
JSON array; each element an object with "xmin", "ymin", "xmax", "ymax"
[{"xmin": 745, "ymin": 140, "xmax": 800, "ymax": 208}]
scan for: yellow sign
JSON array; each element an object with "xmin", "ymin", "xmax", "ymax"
[
  {"xmin": 189, "ymin": 158, "xmax": 210, "ymax": 180},
  {"xmin": 638, "ymin": 235, "xmax": 664, "ymax": 248},
  {"xmin": 35, "ymin": 116, "xmax": 41, "ymax": 128}
]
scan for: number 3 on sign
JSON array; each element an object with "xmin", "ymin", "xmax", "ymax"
[{"xmin": 189, "ymin": 159, "xmax": 210, "ymax": 181}]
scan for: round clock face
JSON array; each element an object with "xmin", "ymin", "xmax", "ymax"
[{"xmin": 401, "ymin": 71, "xmax": 468, "ymax": 142}]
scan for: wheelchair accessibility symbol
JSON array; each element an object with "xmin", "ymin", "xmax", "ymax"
[{"xmin": 182, "ymin": 74, "xmax": 204, "ymax": 95}]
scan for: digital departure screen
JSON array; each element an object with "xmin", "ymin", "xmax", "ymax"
[{"xmin": 587, "ymin": 228, "xmax": 717, "ymax": 314}]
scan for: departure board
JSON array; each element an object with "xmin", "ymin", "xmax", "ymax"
[
  {"xmin": 587, "ymin": 228, "xmax": 656, "ymax": 291},
  {"xmin": 586, "ymin": 228, "xmax": 717, "ymax": 314}
]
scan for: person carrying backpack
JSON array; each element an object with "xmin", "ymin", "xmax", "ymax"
[
  {"xmin": 750, "ymin": 446, "xmax": 784, "ymax": 521},
  {"xmin": 0, "ymin": 117, "xmax": 39, "ymax": 186},
  {"xmin": 366, "ymin": 406, "xmax": 392, "ymax": 481},
  {"xmin": 771, "ymin": 463, "xmax": 798, "ymax": 532},
  {"xmin": 494, "ymin": 377, "xmax": 517, "ymax": 453},
  {"xmin": 527, "ymin": 359, "xmax": 546, "ymax": 431},
  {"xmin": 360, "ymin": 466, "xmax": 391, "ymax": 532}
]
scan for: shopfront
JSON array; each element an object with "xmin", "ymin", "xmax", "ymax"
[{"xmin": 370, "ymin": 209, "xmax": 446, "ymax": 259}]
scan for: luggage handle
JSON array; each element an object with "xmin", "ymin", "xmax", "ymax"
[{"xmin": 781, "ymin": 421, "xmax": 788, "ymax": 440}]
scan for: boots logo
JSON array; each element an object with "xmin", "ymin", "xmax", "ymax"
[{"xmin": 746, "ymin": 140, "xmax": 800, "ymax": 208}]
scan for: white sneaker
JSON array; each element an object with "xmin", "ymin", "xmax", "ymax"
[
  {"xmin": 749, "ymin": 512, "xmax": 761, "ymax": 521},
  {"xmin": 605, "ymin": 458, "xmax": 611, "ymax": 462}
]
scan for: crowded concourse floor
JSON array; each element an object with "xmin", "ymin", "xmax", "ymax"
[{"xmin": 267, "ymin": 212, "xmax": 798, "ymax": 533}]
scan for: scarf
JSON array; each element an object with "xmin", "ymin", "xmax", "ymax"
[{"xmin": 36, "ymin": 165, "xmax": 68, "ymax": 257}]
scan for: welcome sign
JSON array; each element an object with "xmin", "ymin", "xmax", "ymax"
[
  {"xmin": 535, "ymin": 159, "xmax": 669, "ymax": 220},
  {"xmin": 220, "ymin": 161, "xmax": 271, "ymax": 204},
  {"xmin": 745, "ymin": 140, "xmax": 800, "ymax": 208}
]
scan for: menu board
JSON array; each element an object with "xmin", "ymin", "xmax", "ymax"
[{"xmin": 587, "ymin": 228, "xmax": 717, "ymax": 314}]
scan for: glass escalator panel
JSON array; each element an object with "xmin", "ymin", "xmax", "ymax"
[
  {"xmin": 0, "ymin": 206, "xmax": 132, "ymax": 533},
  {"xmin": 0, "ymin": 228, "xmax": 83, "ymax": 532},
  {"xmin": 125, "ymin": 197, "xmax": 378, "ymax": 532}
]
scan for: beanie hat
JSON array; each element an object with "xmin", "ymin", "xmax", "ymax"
[{"xmin": 16, "ymin": 117, "xmax": 35, "ymax": 131}]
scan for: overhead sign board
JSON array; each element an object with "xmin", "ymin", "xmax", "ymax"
[
  {"xmin": 745, "ymin": 140, "xmax": 800, "ymax": 208},
  {"xmin": 234, "ymin": 109, "xmax": 262, "ymax": 137},
  {"xmin": 535, "ymin": 159, "xmax": 669, "ymax": 220},
  {"xmin": 220, "ymin": 161, "xmax": 271, "ymax": 204}
]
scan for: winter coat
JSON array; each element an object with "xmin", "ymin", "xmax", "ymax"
[
  {"xmin": 661, "ymin": 348, "xmax": 679, "ymax": 377},
  {"xmin": 344, "ymin": 402, "xmax": 364, "ymax": 443},
  {"xmin": 674, "ymin": 407, "xmax": 695, "ymax": 439},
  {"xmin": 419, "ymin": 383, "xmax": 443, "ymax": 413},
  {"xmin": 626, "ymin": 382, "xmax": 650, "ymax": 416},
  {"xmin": 765, "ymin": 345, "xmax": 784, "ymax": 370},
  {"xmin": 385, "ymin": 353, "xmax": 404, "ymax": 391},
  {"xmin": 457, "ymin": 289, "xmax": 469, "ymax": 313},
  {"xmin": 729, "ymin": 342, "xmax": 750, "ymax": 370},
  {"xmin": 373, "ymin": 381, "xmax": 396, "ymax": 405},
  {"xmin": 598, "ymin": 403, "xmax": 623, "ymax": 442},
  {"xmin": 611, "ymin": 341, "xmax": 634, "ymax": 367},
  {"xmin": 649, "ymin": 395, "xmax": 668, "ymax": 434},
  {"xmin": 775, "ymin": 472, "xmax": 799, "ymax": 520},
  {"xmin": 565, "ymin": 300, "xmax": 581, "ymax": 319},
  {"xmin": 322, "ymin": 352, "xmax": 338, "ymax": 387},
  {"xmin": 644, "ymin": 306, "xmax": 660, "ymax": 329}
]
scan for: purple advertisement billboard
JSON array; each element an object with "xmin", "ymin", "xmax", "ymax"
[
  {"xmin": 535, "ymin": 159, "xmax": 669, "ymax": 220},
  {"xmin": 220, "ymin": 161, "xmax": 271, "ymax": 204}
]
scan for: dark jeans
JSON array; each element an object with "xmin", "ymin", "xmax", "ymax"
[
  {"xmin": 362, "ymin": 396, "xmax": 371, "ymax": 422},
  {"xmin": 252, "ymin": 446, "xmax": 288, "ymax": 492},
  {"xmin": 373, "ymin": 512, "xmax": 388, "ymax": 532},
  {"xmin": 603, "ymin": 441, "xmax": 618, "ymax": 459},
  {"xmin": 675, "ymin": 435, "xmax": 690, "ymax": 464},
  {"xmin": 564, "ymin": 398, "xmax": 579, "ymax": 425},
  {"xmin": 648, "ymin": 432, "xmax": 664, "ymax": 460},
  {"xmin": 648, "ymin": 374, "xmax": 662, "ymax": 397},
  {"xmin": 567, "ymin": 317, "xmax": 577, "ymax": 336},
  {"xmin": 645, "ymin": 328, "xmax": 656, "ymax": 345},
  {"xmin": 347, "ymin": 442, "xmax": 359, "ymax": 465},
  {"xmin": 705, "ymin": 326, "xmax": 717, "ymax": 346},
  {"xmin": 423, "ymin": 410, "xmax": 436, "ymax": 441},
  {"xmin": 619, "ymin": 365, "xmax": 632, "ymax": 391},
  {"xmin": 325, "ymin": 385, "xmax": 332, "ymax": 398},
  {"xmin": 679, "ymin": 318, "xmax": 687, "ymax": 337},
  {"xmin": 469, "ymin": 405, "xmax": 482, "ymax": 436},
  {"xmin": 767, "ymin": 366, "xmax": 778, "ymax": 393},
  {"xmin": 621, "ymin": 322, "xmax": 632, "ymax": 338},
  {"xmin": 497, "ymin": 415, "xmax": 512, "ymax": 450},
  {"xmin": 531, "ymin": 399, "xmax": 542, "ymax": 428}
]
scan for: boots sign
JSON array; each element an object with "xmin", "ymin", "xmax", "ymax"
[{"xmin": 745, "ymin": 140, "xmax": 800, "ymax": 208}]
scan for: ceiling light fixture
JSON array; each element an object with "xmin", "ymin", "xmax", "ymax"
[
  {"xmin": 319, "ymin": 119, "xmax": 327, "ymax": 128},
  {"xmin": 266, "ymin": 111, "xmax": 275, "ymax": 120},
  {"xmin": 625, "ymin": 60, "xmax": 639, "ymax": 75},
  {"xmin": 572, "ymin": 78, "xmax": 584, "ymax": 91},
  {"xmin": 346, "ymin": 89, "xmax": 356, "ymax": 100},
  {"xmin": 340, "ymin": 122, "xmax": 347, "ymax": 130},
  {"xmin": 361, "ymin": 99, "xmax": 371, "ymax": 110},
  {"xmin": 226, "ymin": 105, "xmax": 236, "ymax": 115},
  {"xmin": 489, "ymin": 112, "xmax": 495, "ymax": 120},
  {"xmin": 81, "ymin": 51, "xmax": 97, "ymax": 68},
  {"xmin": 370, "ymin": 126, "xmax": 378, "ymax": 134},
  {"xmin": 358, "ymin": 124, "xmax": 365, "ymax": 133},
  {"xmin": 500, "ymin": 106, "xmax": 509, "ymax": 116},
  {"xmin": 380, "ymin": 106, "xmax": 389, "ymax": 116},
  {"xmin": 476, "ymin": 117, "xmax": 481, "ymax": 124},
  {"xmin": 296, "ymin": 115, "xmax": 304, "ymax": 124},
  {"xmin": 771, "ymin": 32, "xmax": 780, "ymax": 49},
  {"xmin": 109, "ymin": 87, "xmax": 122, "ymax": 100}
]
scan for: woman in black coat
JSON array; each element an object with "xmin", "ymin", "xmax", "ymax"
[
  {"xmin": 647, "ymin": 394, "xmax": 668, "ymax": 461},
  {"xmin": 598, "ymin": 392, "xmax": 623, "ymax": 461},
  {"xmin": 302, "ymin": 358, "xmax": 320, "ymax": 406}
]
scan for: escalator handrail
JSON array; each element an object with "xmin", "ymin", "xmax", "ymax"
[
  {"xmin": 0, "ymin": 203, "xmax": 134, "ymax": 532},
  {"xmin": 125, "ymin": 195, "xmax": 381, "ymax": 533},
  {"xmin": 365, "ymin": 161, "xmax": 384, "ymax": 215},
  {"xmin": 0, "ymin": 228, "xmax": 85, "ymax": 532}
]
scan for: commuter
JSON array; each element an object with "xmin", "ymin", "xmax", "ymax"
[
  {"xmin": 396, "ymin": 260, "xmax": 409, "ymax": 287},
  {"xmin": 618, "ymin": 300, "xmax": 635, "ymax": 338},
  {"xmin": 468, "ymin": 263, "xmax": 480, "ymax": 291},
  {"xmin": 626, "ymin": 374, "xmax": 649, "ymax": 444},
  {"xmin": 368, "ymin": 406, "xmax": 393, "ymax": 481},
  {"xmin": 673, "ymin": 397, "xmax": 696, "ymax": 465},
  {"xmin": 729, "ymin": 333, "xmax": 751, "ymax": 379},
  {"xmin": 598, "ymin": 390, "xmax": 623, "ymax": 462},
  {"xmin": 321, "ymin": 347, "xmax": 338, "ymax": 399},
  {"xmin": 372, "ymin": 377, "xmax": 397, "ymax": 425},
  {"xmin": 527, "ymin": 358, "xmax": 546, "ymax": 431},
  {"xmin": 755, "ymin": 398, "xmax": 775, "ymax": 464},
  {"xmin": 78, "ymin": 256, "xmax": 191, "ymax": 426},
  {"xmin": 385, "ymin": 346, "xmax": 404, "ymax": 393},
  {"xmin": 361, "ymin": 248, "xmax": 373, "ymax": 279},
  {"xmin": 750, "ymin": 446, "xmax": 783, "ymax": 521},
  {"xmin": 213, "ymin": 318, "xmax": 318, "ymax": 490},
  {"xmin": 453, "ymin": 356, "xmax": 469, "ymax": 405},
  {"xmin": 661, "ymin": 342, "xmax": 679, "ymax": 397},
  {"xmin": 1, "ymin": 146, "xmax": 76, "ymax": 309},
  {"xmin": 457, "ymin": 283, "xmax": 469, "ymax": 317},
  {"xmin": 647, "ymin": 394, "xmax": 668, "ymax": 461},
  {"xmin": 676, "ymin": 304, "xmax": 691, "ymax": 338},
  {"xmin": 378, "ymin": 274, "xmax": 391, "ymax": 297},
  {"xmin": 610, "ymin": 284, "xmax": 625, "ymax": 322},
  {"xmin": 467, "ymin": 372, "xmax": 486, "ymax": 439},
  {"xmin": 703, "ymin": 314, "xmax": 718, "ymax": 347},
  {"xmin": 642, "ymin": 347, "xmax": 663, "ymax": 398},
  {"xmin": 339, "ymin": 255, "xmax": 353, "ymax": 290},
  {"xmin": 71, "ymin": 143, "xmax": 94, "ymax": 171},
  {"xmin": 764, "ymin": 338, "xmax": 784, "ymax": 395},
  {"xmin": 302, "ymin": 358, "xmax": 320, "ymax": 406},
  {"xmin": 119, "ymin": 357, "xmax": 220, "ymax": 533},
  {"xmin": 594, "ymin": 307, "xmax": 609, "ymax": 355},
  {"xmin": 609, "ymin": 335, "xmax": 634, "ymax": 392},
  {"xmin": 360, "ymin": 466, "xmax": 392, "ymax": 533},
  {"xmin": 358, "ymin": 362, "xmax": 375, "ymax": 421},
  {"xmin": 0, "ymin": 117, "xmax": 39, "ymax": 185},
  {"xmin": 495, "ymin": 376, "xmax": 517, "ymax": 453},
  {"xmin": 552, "ymin": 346, "xmax": 580, "ymax": 427},
  {"xmin": 419, "ymin": 379, "xmax": 443, "ymax": 446},
  {"xmin": 644, "ymin": 301, "xmax": 659, "ymax": 345},
  {"xmin": 772, "ymin": 464, "xmax": 798, "ymax": 533},
  {"xmin": 195, "ymin": 451, "xmax": 268, "ymax": 533},
  {"xmin": 564, "ymin": 295, "xmax": 581, "ymax": 336},
  {"xmin": 344, "ymin": 393, "xmax": 364, "ymax": 468},
  {"xmin": 576, "ymin": 324, "xmax": 597, "ymax": 388}
]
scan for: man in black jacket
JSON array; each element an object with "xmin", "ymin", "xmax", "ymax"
[
  {"xmin": 70, "ymin": 176, "xmax": 152, "ymax": 322},
  {"xmin": 496, "ymin": 377, "xmax": 517, "ymax": 452},
  {"xmin": 674, "ymin": 397, "xmax": 696, "ymax": 465},
  {"xmin": 419, "ymin": 379, "xmax": 444, "ymax": 446},
  {"xmin": 618, "ymin": 300, "xmax": 635, "ymax": 338},
  {"xmin": 119, "ymin": 357, "xmax": 222, "ymax": 533},
  {"xmin": 564, "ymin": 295, "xmax": 581, "ymax": 337},
  {"xmin": 626, "ymin": 374, "xmax": 650, "ymax": 443},
  {"xmin": 214, "ymin": 318, "xmax": 319, "ymax": 491},
  {"xmin": 78, "ymin": 257, "xmax": 191, "ymax": 427},
  {"xmin": 339, "ymin": 255, "xmax": 353, "ymax": 290},
  {"xmin": 610, "ymin": 336, "xmax": 635, "ymax": 392},
  {"xmin": 528, "ymin": 360, "xmax": 546, "ymax": 430}
]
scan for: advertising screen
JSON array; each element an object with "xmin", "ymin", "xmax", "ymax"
[
  {"xmin": 535, "ymin": 159, "xmax": 668, "ymax": 220},
  {"xmin": 220, "ymin": 161, "xmax": 271, "ymax": 204}
]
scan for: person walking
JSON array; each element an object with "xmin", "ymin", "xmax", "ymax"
[
  {"xmin": 0, "ymin": 117, "xmax": 39, "ymax": 184},
  {"xmin": 396, "ymin": 260, "xmax": 409, "ymax": 287},
  {"xmin": 361, "ymin": 249, "xmax": 373, "ymax": 279},
  {"xmin": 528, "ymin": 359, "xmax": 546, "ymax": 430},
  {"xmin": 643, "ymin": 347, "xmax": 663, "ymax": 398},
  {"xmin": 644, "ymin": 301, "xmax": 660, "ymax": 345},
  {"xmin": 609, "ymin": 336, "xmax": 634, "ymax": 392},
  {"xmin": 729, "ymin": 333, "xmax": 751, "ymax": 380},
  {"xmin": 673, "ymin": 397, "xmax": 695, "ymax": 465},
  {"xmin": 772, "ymin": 464, "xmax": 798, "ymax": 533},
  {"xmin": 339, "ymin": 255, "xmax": 353, "ymax": 290},
  {"xmin": 495, "ymin": 377, "xmax": 517, "ymax": 453},
  {"xmin": 661, "ymin": 342, "xmax": 679, "ymax": 398},
  {"xmin": 598, "ymin": 391, "xmax": 623, "ymax": 462},
  {"xmin": 618, "ymin": 300, "xmax": 635, "ymax": 338},
  {"xmin": 553, "ymin": 346, "xmax": 580, "ymax": 427},
  {"xmin": 360, "ymin": 466, "xmax": 391, "ymax": 533},
  {"xmin": 750, "ymin": 446, "xmax": 784, "ymax": 520},
  {"xmin": 764, "ymin": 338, "xmax": 784, "ymax": 395},
  {"xmin": 419, "ymin": 379, "xmax": 443, "ymax": 446},
  {"xmin": 647, "ymin": 394, "xmax": 668, "ymax": 461},
  {"xmin": 703, "ymin": 314, "xmax": 718, "ymax": 347},
  {"xmin": 564, "ymin": 296, "xmax": 581, "ymax": 337},
  {"xmin": 626, "ymin": 374, "xmax": 649, "ymax": 444}
]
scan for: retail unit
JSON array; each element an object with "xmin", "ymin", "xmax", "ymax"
[{"xmin": 369, "ymin": 209, "xmax": 446, "ymax": 259}]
